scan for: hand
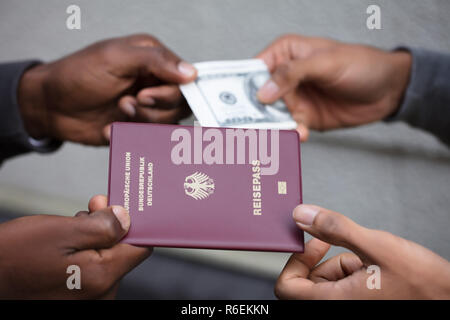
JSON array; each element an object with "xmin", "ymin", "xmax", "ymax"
[
  {"xmin": 256, "ymin": 34, "xmax": 412, "ymax": 141},
  {"xmin": 17, "ymin": 34, "xmax": 197, "ymax": 145},
  {"xmin": 275, "ymin": 204, "xmax": 450, "ymax": 299},
  {"xmin": 0, "ymin": 195, "xmax": 151, "ymax": 299}
]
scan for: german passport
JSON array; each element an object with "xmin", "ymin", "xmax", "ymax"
[{"xmin": 108, "ymin": 122, "xmax": 303, "ymax": 252}]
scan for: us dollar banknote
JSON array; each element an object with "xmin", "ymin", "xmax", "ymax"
[{"xmin": 180, "ymin": 59, "xmax": 297, "ymax": 129}]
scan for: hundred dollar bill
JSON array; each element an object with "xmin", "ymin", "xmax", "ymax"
[{"xmin": 180, "ymin": 59, "xmax": 297, "ymax": 129}]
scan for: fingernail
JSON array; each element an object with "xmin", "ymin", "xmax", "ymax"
[
  {"xmin": 103, "ymin": 125, "xmax": 111, "ymax": 141},
  {"xmin": 258, "ymin": 80, "xmax": 279, "ymax": 101},
  {"xmin": 293, "ymin": 204, "xmax": 320, "ymax": 227},
  {"xmin": 178, "ymin": 61, "xmax": 196, "ymax": 78},
  {"xmin": 112, "ymin": 206, "xmax": 130, "ymax": 231},
  {"xmin": 140, "ymin": 96, "xmax": 155, "ymax": 106},
  {"xmin": 122, "ymin": 102, "xmax": 136, "ymax": 117}
]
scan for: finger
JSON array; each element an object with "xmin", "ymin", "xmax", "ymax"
[
  {"xmin": 296, "ymin": 122, "xmax": 310, "ymax": 142},
  {"xmin": 309, "ymin": 252, "xmax": 364, "ymax": 283},
  {"xmin": 103, "ymin": 124, "xmax": 112, "ymax": 142},
  {"xmin": 88, "ymin": 194, "xmax": 108, "ymax": 213},
  {"xmin": 125, "ymin": 44, "xmax": 197, "ymax": 84},
  {"xmin": 256, "ymin": 45, "xmax": 283, "ymax": 72},
  {"xmin": 275, "ymin": 238, "xmax": 330, "ymax": 300},
  {"xmin": 257, "ymin": 54, "xmax": 337, "ymax": 104},
  {"xmin": 256, "ymin": 37, "xmax": 293, "ymax": 72},
  {"xmin": 70, "ymin": 206, "xmax": 130, "ymax": 251},
  {"xmin": 136, "ymin": 85, "xmax": 186, "ymax": 110},
  {"xmin": 292, "ymin": 204, "xmax": 378, "ymax": 264},
  {"xmin": 134, "ymin": 104, "xmax": 190, "ymax": 124},
  {"xmin": 101, "ymin": 105, "xmax": 129, "ymax": 143},
  {"xmin": 279, "ymin": 238, "xmax": 330, "ymax": 280},
  {"xmin": 70, "ymin": 244, "xmax": 151, "ymax": 298},
  {"xmin": 283, "ymin": 90, "xmax": 314, "ymax": 138},
  {"xmin": 118, "ymin": 95, "xmax": 137, "ymax": 118}
]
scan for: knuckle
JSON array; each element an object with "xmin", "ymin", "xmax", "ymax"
[
  {"xmin": 102, "ymin": 227, "xmax": 118, "ymax": 246},
  {"xmin": 129, "ymin": 33, "xmax": 159, "ymax": 46},
  {"xmin": 99, "ymin": 42, "xmax": 120, "ymax": 64},
  {"xmin": 274, "ymin": 63, "xmax": 292, "ymax": 82},
  {"xmin": 340, "ymin": 252, "xmax": 356, "ymax": 260},
  {"xmin": 149, "ymin": 45, "xmax": 171, "ymax": 63},
  {"xmin": 144, "ymin": 47, "xmax": 164, "ymax": 68},
  {"xmin": 273, "ymin": 277, "xmax": 287, "ymax": 299},
  {"xmin": 279, "ymin": 33, "xmax": 300, "ymax": 42},
  {"xmin": 118, "ymin": 95, "xmax": 134, "ymax": 108},
  {"xmin": 316, "ymin": 212, "xmax": 344, "ymax": 240},
  {"xmin": 131, "ymin": 33, "xmax": 152, "ymax": 40},
  {"xmin": 317, "ymin": 55, "xmax": 335, "ymax": 73},
  {"xmin": 98, "ymin": 250, "xmax": 115, "ymax": 266},
  {"xmin": 94, "ymin": 216, "xmax": 118, "ymax": 245},
  {"xmin": 276, "ymin": 62, "xmax": 290, "ymax": 75}
]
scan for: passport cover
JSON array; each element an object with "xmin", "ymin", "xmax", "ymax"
[{"xmin": 108, "ymin": 122, "xmax": 303, "ymax": 252}]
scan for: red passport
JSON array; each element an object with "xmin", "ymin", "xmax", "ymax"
[{"xmin": 108, "ymin": 122, "xmax": 303, "ymax": 252}]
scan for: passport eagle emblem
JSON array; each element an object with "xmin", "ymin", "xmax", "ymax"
[{"xmin": 184, "ymin": 172, "xmax": 215, "ymax": 200}]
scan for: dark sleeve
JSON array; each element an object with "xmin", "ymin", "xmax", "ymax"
[
  {"xmin": 388, "ymin": 48, "xmax": 450, "ymax": 146},
  {"xmin": 0, "ymin": 61, "xmax": 62, "ymax": 165}
]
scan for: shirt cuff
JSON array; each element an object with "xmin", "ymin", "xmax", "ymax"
[
  {"xmin": 0, "ymin": 60, "xmax": 62, "ymax": 161},
  {"xmin": 384, "ymin": 47, "xmax": 450, "ymax": 145},
  {"xmin": 385, "ymin": 47, "xmax": 425, "ymax": 122}
]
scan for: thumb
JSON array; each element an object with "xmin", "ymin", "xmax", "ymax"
[
  {"xmin": 293, "ymin": 204, "xmax": 376, "ymax": 263},
  {"xmin": 257, "ymin": 53, "xmax": 337, "ymax": 104},
  {"xmin": 71, "ymin": 206, "xmax": 130, "ymax": 250},
  {"xmin": 125, "ymin": 45, "xmax": 197, "ymax": 84}
]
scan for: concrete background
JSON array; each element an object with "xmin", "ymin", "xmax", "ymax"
[{"xmin": 0, "ymin": 0, "xmax": 449, "ymax": 280}]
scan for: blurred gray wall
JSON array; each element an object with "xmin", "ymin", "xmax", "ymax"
[{"xmin": 0, "ymin": 0, "xmax": 449, "ymax": 276}]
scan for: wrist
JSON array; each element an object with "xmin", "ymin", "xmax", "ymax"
[
  {"xmin": 17, "ymin": 63, "xmax": 51, "ymax": 140},
  {"xmin": 386, "ymin": 50, "xmax": 412, "ymax": 118}
]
